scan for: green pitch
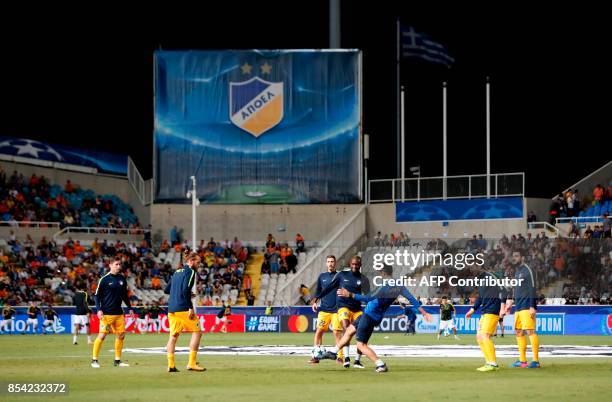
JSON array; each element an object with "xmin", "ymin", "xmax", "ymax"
[
  {"xmin": 208, "ymin": 184, "xmax": 296, "ymax": 203},
  {"xmin": 0, "ymin": 333, "xmax": 610, "ymax": 401}
]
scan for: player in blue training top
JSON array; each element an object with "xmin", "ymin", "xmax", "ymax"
[
  {"xmin": 321, "ymin": 265, "xmax": 432, "ymax": 372},
  {"xmin": 505, "ymin": 249, "xmax": 540, "ymax": 368},
  {"xmin": 164, "ymin": 252, "xmax": 205, "ymax": 372},
  {"xmin": 465, "ymin": 269, "xmax": 508, "ymax": 372},
  {"xmin": 91, "ymin": 257, "xmax": 134, "ymax": 368},
  {"xmin": 309, "ymin": 255, "xmax": 345, "ymax": 364},
  {"xmin": 314, "ymin": 255, "xmax": 370, "ymax": 368}
]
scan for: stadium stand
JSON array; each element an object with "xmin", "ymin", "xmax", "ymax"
[
  {"xmin": 282, "ymin": 231, "xmax": 611, "ymax": 306},
  {"xmin": 0, "ymin": 224, "xmax": 331, "ymax": 308},
  {"xmin": 0, "ymin": 230, "xmax": 257, "ymax": 307},
  {"xmin": 0, "ymin": 164, "xmax": 140, "ymax": 229}
]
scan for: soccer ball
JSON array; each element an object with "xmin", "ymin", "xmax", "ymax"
[{"xmin": 311, "ymin": 346, "xmax": 326, "ymax": 360}]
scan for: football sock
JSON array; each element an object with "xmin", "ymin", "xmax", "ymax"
[
  {"xmin": 529, "ymin": 334, "xmax": 539, "ymax": 361},
  {"xmin": 482, "ymin": 337, "xmax": 496, "ymax": 364},
  {"xmin": 167, "ymin": 353, "xmax": 175, "ymax": 368},
  {"xmin": 114, "ymin": 339, "xmax": 124, "ymax": 360},
  {"xmin": 477, "ymin": 338, "xmax": 488, "ymax": 362},
  {"xmin": 188, "ymin": 350, "xmax": 198, "ymax": 367},
  {"xmin": 517, "ymin": 336, "xmax": 527, "ymax": 362},
  {"xmin": 92, "ymin": 338, "xmax": 103, "ymax": 360}
]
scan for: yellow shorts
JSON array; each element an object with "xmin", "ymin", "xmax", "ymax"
[
  {"xmin": 99, "ymin": 314, "xmax": 125, "ymax": 334},
  {"xmin": 337, "ymin": 307, "xmax": 362, "ymax": 324},
  {"xmin": 317, "ymin": 311, "xmax": 342, "ymax": 332},
  {"xmin": 168, "ymin": 311, "xmax": 200, "ymax": 335},
  {"xmin": 478, "ymin": 314, "xmax": 499, "ymax": 335},
  {"xmin": 514, "ymin": 309, "xmax": 536, "ymax": 330}
]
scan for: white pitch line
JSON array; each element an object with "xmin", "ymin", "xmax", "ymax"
[{"xmin": 121, "ymin": 345, "xmax": 612, "ymax": 358}]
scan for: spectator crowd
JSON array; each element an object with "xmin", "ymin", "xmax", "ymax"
[
  {"xmin": 0, "ymin": 230, "xmax": 252, "ymax": 308},
  {"xmin": 0, "ymin": 165, "xmax": 140, "ymax": 230}
]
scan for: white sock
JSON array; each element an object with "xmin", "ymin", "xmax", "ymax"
[
  {"xmin": 355, "ymin": 354, "xmax": 361, "ymax": 362},
  {"xmin": 375, "ymin": 359, "xmax": 385, "ymax": 367},
  {"xmin": 488, "ymin": 362, "xmax": 498, "ymax": 366},
  {"xmin": 343, "ymin": 346, "xmax": 349, "ymax": 358},
  {"xmin": 73, "ymin": 335, "xmax": 77, "ymax": 342}
]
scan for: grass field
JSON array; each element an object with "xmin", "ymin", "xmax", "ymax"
[
  {"xmin": 0, "ymin": 333, "xmax": 610, "ymax": 401},
  {"xmin": 209, "ymin": 184, "xmax": 296, "ymax": 203}
]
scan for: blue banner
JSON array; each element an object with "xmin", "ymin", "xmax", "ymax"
[
  {"xmin": 154, "ymin": 50, "xmax": 362, "ymax": 204},
  {"xmin": 0, "ymin": 313, "xmax": 70, "ymax": 334},
  {"xmin": 246, "ymin": 315, "xmax": 281, "ymax": 332},
  {"xmin": 396, "ymin": 197, "xmax": 524, "ymax": 222},
  {"xmin": 0, "ymin": 135, "xmax": 127, "ymax": 176},
  {"xmin": 1, "ymin": 306, "xmax": 610, "ymax": 335}
]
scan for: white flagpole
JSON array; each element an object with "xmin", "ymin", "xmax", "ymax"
[
  {"xmin": 396, "ymin": 19, "xmax": 401, "ymax": 179},
  {"xmin": 401, "ymin": 86, "xmax": 406, "ymax": 201},
  {"xmin": 486, "ymin": 77, "xmax": 491, "ymax": 199},
  {"xmin": 443, "ymin": 82, "xmax": 447, "ymax": 200}
]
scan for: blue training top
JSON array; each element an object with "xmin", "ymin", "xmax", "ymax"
[
  {"xmin": 354, "ymin": 285, "xmax": 421, "ymax": 323},
  {"xmin": 318, "ymin": 270, "xmax": 370, "ymax": 312},
  {"xmin": 473, "ymin": 271, "xmax": 508, "ymax": 315},
  {"xmin": 165, "ymin": 266, "xmax": 196, "ymax": 313},
  {"xmin": 512, "ymin": 263, "xmax": 537, "ymax": 311},
  {"xmin": 314, "ymin": 271, "xmax": 338, "ymax": 313}
]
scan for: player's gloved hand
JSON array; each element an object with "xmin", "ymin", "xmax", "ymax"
[{"xmin": 97, "ymin": 310, "xmax": 104, "ymax": 320}]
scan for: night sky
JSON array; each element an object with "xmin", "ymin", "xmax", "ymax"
[{"xmin": 0, "ymin": 3, "xmax": 608, "ymax": 198}]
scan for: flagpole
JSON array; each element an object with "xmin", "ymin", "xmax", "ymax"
[
  {"xmin": 396, "ymin": 18, "xmax": 401, "ymax": 180},
  {"xmin": 329, "ymin": 0, "xmax": 340, "ymax": 48},
  {"xmin": 486, "ymin": 77, "xmax": 491, "ymax": 199},
  {"xmin": 401, "ymin": 86, "xmax": 406, "ymax": 201},
  {"xmin": 443, "ymin": 81, "xmax": 447, "ymax": 200}
]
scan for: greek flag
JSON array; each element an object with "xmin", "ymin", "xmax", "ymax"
[{"xmin": 401, "ymin": 26, "xmax": 455, "ymax": 66}]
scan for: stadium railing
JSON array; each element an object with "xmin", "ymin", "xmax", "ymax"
[
  {"xmin": 556, "ymin": 216, "xmax": 608, "ymax": 224},
  {"xmin": 53, "ymin": 226, "xmax": 150, "ymax": 241},
  {"xmin": 527, "ymin": 221, "xmax": 560, "ymax": 236},
  {"xmin": 0, "ymin": 221, "xmax": 61, "ymax": 228},
  {"xmin": 275, "ymin": 205, "xmax": 367, "ymax": 305},
  {"xmin": 368, "ymin": 172, "xmax": 524, "ymax": 203},
  {"xmin": 127, "ymin": 156, "xmax": 154, "ymax": 205}
]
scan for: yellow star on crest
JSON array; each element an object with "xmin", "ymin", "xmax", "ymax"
[
  {"xmin": 260, "ymin": 62, "xmax": 272, "ymax": 75},
  {"xmin": 240, "ymin": 62, "xmax": 252, "ymax": 74}
]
